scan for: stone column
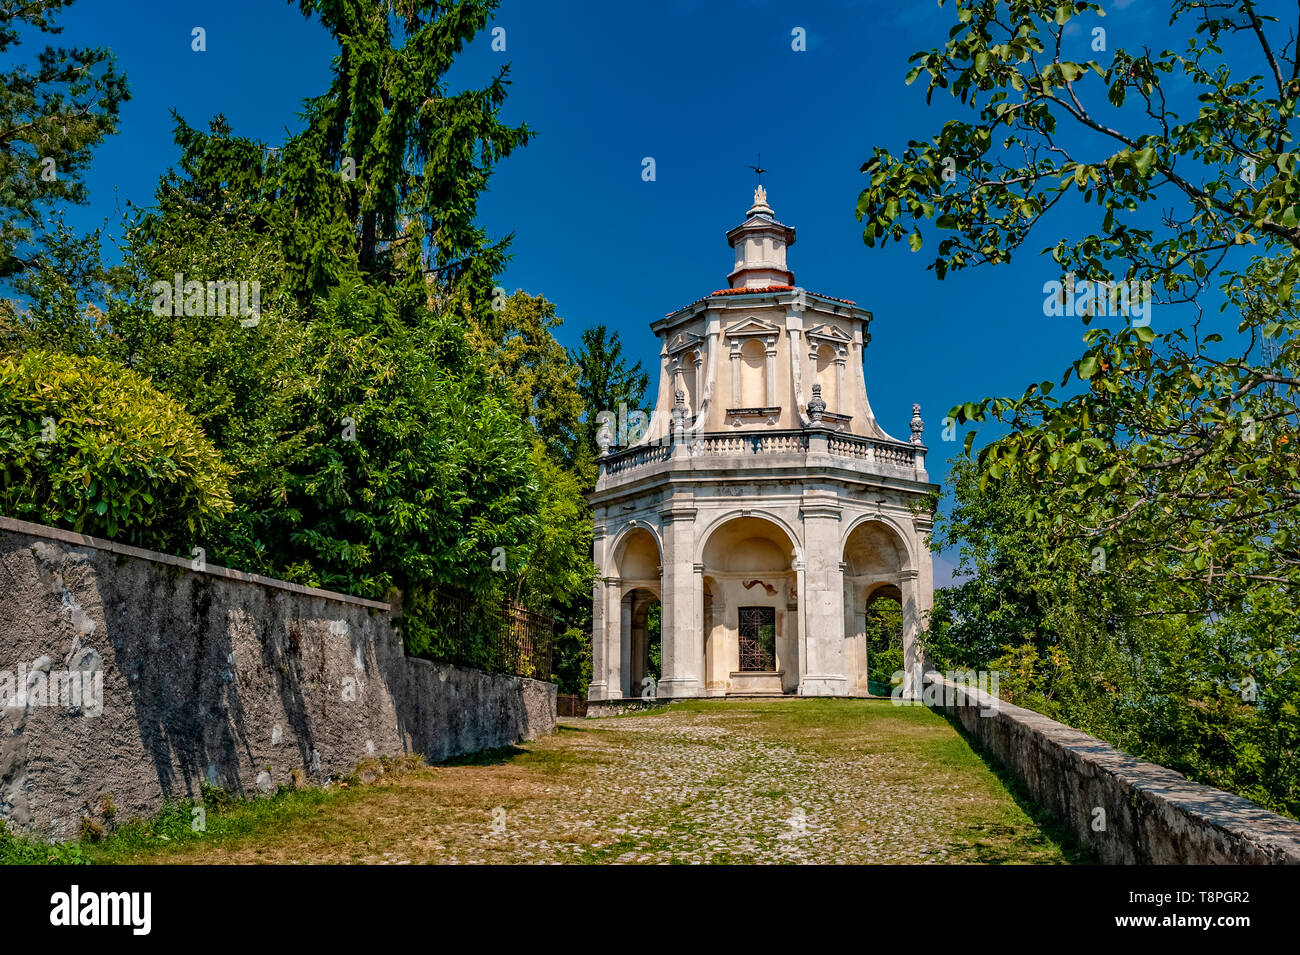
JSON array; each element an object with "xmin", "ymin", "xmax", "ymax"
[
  {"xmin": 692, "ymin": 354, "xmax": 703, "ymax": 419},
  {"xmin": 588, "ymin": 576, "xmax": 609, "ymax": 700},
  {"xmin": 799, "ymin": 491, "xmax": 848, "ymax": 695},
  {"xmin": 834, "ymin": 351, "xmax": 846, "ymax": 413},
  {"xmin": 729, "ymin": 339, "xmax": 741, "ymax": 408},
  {"xmin": 605, "ymin": 580, "xmax": 624, "ymax": 700},
  {"xmin": 619, "ymin": 592, "xmax": 633, "ymax": 699},
  {"xmin": 900, "ymin": 568, "xmax": 922, "ymax": 700},
  {"xmin": 588, "ymin": 521, "xmax": 611, "ymax": 701},
  {"xmin": 912, "ymin": 513, "xmax": 936, "ymax": 674},
  {"xmin": 657, "ymin": 497, "xmax": 700, "ymax": 698},
  {"xmin": 764, "ymin": 337, "xmax": 778, "ymax": 407},
  {"xmin": 693, "ymin": 563, "xmax": 706, "ymax": 692},
  {"xmin": 785, "ymin": 309, "xmax": 805, "ymax": 424},
  {"xmin": 793, "ymin": 558, "xmax": 807, "ymax": 691}
]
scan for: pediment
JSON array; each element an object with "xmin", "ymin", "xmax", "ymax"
[
  {"xmin": 805, "ymin": 322, "xmax": 852, "ymax": 344},
  {"xmin": 725, "ymin": 316, "xmax": 782, "ymax": 338},
  {"xmin": 666, "ymin": 330, "xmax": 705, "ymax": 355}
]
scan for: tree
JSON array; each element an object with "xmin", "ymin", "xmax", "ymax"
[
  {"xmin": 0, "ymin": 0, "xmax": 128, "ymax": 279},
  {"xmin": 857, "ymin": 0, "xmax": 1300, "ymax": 619},
  {"xmin": 573, "ymin": 323, "xmax": 649, "ymax": 476},
  {"xmin": 468, "ymin": 290, "xmax": 584, "ymax": 467},
  {"xmin": 863, "ymin": 595, "xmax": 904, "ymax": 686},
  {"xmin": 290, "ymin": 0, "xmax": 531, "ymax": 291},
  {"xmin": 927, "ymin": 452, "xmax": 1299, "ymax": 816}
]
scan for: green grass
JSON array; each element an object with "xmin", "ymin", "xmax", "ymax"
[
  {"xmin": 1, "ymin": 757, "xmax": 424, "ymax": 866},
  {"xmin": 2, "ymin": 699, "xmax": 1089, "ymax": 865}
]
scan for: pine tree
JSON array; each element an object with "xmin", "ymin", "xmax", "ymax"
[{"xmin": 0, "ymin": 0, "xmax": 127, "ymax": 279}]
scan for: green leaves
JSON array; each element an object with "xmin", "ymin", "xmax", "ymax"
[
  {"xmin": 0, "ymin": 349, "xmax": 234, "ymax": 548},
  {"xmin": 0, "ymin": 0, "xmax": 129, "ymax": 282}
]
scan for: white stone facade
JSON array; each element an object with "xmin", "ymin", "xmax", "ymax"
[{"xmin": 589, "ymin": 188, "xmax": 937, "ymax": 701}]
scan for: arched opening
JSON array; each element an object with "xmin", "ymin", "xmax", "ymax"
[
  {"xmin": 842, "ymin": 520, "xmax": 909, "ymax": 695},
  {"xmin": 623, "ymin": 588, "xmax": 661, "ymax": 697},
  {"xmin": 863, "ymin": 586, "xmax": 902, "ymax": 695},
  {"xmin": 610, "ymin": 526, "xmax": 662, "ymax": 698},
  {"xmin": 615, "ymin": 527, "xmax": 660, "ymax": 581},
  {"xmin": 740, "ymin": 338, "xmax": 766, "ymax": 407},
  {"xmin": 700, "ymin": 515, "xmax": 798, "ymax": 695}
]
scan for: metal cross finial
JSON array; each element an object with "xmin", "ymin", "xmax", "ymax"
[{"xmin": 747, "ymin": 153, "xmax": 769, "ymax": 181}]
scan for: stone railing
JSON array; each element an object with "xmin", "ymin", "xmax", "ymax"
[
  {"xmin": 826, "ymin": 432, "xmax": 919, "ymax": 467},
  {"xmin": 602, "ymin": 442, "xmax": 672, "ymax": 475},
  {"xmin": 600, "ymin": 429, "xmax": 923, "ymax": 478},
  {"xmin": 694, "ymin": 431, "xmax": 809, "ymax": 456},
  {"xmin": 925, "ymin": 672, "xmax": 1300, "ymax": 864}
]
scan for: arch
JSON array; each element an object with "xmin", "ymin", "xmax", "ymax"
[
  {"xmin": 863, "ymin": 580, "xmax": 903, "ymax": 605},
  {"xmin": 693, "ymin": 509, "xmax": 804, "ymax": 567},
  {"xmin": 622, "ymin": 587, "xmax": 662, "ymax": 696},
  {"xmin": 861, "ymin": 585, "xmax": 903, "ymax": 695},
  {"xmin": 609, "ymin": 523, "xmax": 663, "ymax": 580},
  {"xmin": 698, "ymin": 514, "xmax": 800, "ymax": 695},
  {"xmin": 740, "ymin": 338, "xmax": 766, "ymax": 406},
  {"xmin": 840, "ymin": 514, "xmax": 916, "ymax": 572},
  {"xmin": 842, "ymin": 518, "xmax": 915, "ymax": 697},
  {"xmin": 701, "ymin": 516, "xmax": 796, "ymax": 572}
]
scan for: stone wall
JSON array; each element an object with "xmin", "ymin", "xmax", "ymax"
[
  {"xmin": 0, "ymin": 517, "xmax": 556, "ymax": 840},
  {"xmin": 924, "ymin": 673, "xmax": 1300, "ymax": 864},
  {"xmin": 585, "ymin": 698, "xmax": 667, "ymax": 718}
]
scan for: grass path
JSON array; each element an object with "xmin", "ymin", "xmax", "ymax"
[{"xmin": 71, "ymin": 699, "xmax": 1085, "ymax": 865}]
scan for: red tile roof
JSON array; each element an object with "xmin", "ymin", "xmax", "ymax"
[{"xmin": 662, "ymin": 286, "xmax": 857, "ymax": 317}]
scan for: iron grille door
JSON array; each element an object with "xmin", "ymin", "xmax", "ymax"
[{"xmin": 738, "ymin": 606, "xmax": 776, "ymax": 672}]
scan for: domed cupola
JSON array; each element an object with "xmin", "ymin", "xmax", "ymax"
[{"xmin": 725, "ymin": 185, "xmax": 796, "ymax": 289}]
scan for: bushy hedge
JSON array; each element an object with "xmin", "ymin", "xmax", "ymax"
[{"xmin": 0, "ymin": 349, "xmax": 233, "ymax": 549}]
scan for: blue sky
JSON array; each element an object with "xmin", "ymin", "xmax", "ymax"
[{"xmin": 32, "ymin": 0, "xmax": 1193, "ymax": 580}]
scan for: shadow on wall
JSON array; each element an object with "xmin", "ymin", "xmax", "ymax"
[{"xmin": 0, "ymin": 519, "xmax": 555, "ymax": 841}]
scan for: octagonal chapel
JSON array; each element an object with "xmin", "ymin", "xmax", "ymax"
[{"xmin": 589, "ymin": 186, "xmax": 937, "ymax": 701}]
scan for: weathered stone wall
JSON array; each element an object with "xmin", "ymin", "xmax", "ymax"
[
  {"xmin": 0, "ymin": 517, "xmax": 555, "ymax": 840},
  {"xmin": 924, "ymin": 674, "xmax": 1300, "ymax": 864},
  {"xmin": 585, "ymin": 698, "xmax": 667, "ymax": 718}
]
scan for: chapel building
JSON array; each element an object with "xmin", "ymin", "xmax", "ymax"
[{"xmin": 589, "ymin": 187, "xmax": 937, "ymax": 700}]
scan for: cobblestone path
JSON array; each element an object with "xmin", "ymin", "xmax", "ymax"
[{"xmin": 136, "ymin": 699, "xmax": 1077, "ymax": 864}]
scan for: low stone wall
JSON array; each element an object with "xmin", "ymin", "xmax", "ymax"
[
  {"xmin": 0, "ymin": 517, "xmax": 555, "ymax": 840},
  {"xmin": 586, "ymin": 698, "xmax": 667, "ymax": 718},
  {"xmin": 924, "ymin": 673, "xmax": 1300, "ymax": 864}
]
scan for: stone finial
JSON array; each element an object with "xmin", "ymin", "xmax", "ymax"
[
  {"xmin": 747, "ymin": 184, "xmax": 774, "ymax": 218},
  {"xmin": 671, "ymin": 390, "xmax": 686, "ymax": 443},
  {"xmin": 595, "ymin": 411, "xmax": 614, "ymax": 456},
  {"xmin": 808, "ymin": 383, "xmax": 826, "ymax": 423},
  {"xmin": 910, "ymin": 403, "xmax": 924, "ymax": 445}
]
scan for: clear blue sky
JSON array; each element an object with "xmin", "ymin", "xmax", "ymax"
[{"xmin": 39, "ymin": 0, "xmax": 1185, "ymax": 581}]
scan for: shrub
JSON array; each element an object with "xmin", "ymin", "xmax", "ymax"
[{"xmin": 0, "ymin": 349, "xmax": 233, "ymax": 549}]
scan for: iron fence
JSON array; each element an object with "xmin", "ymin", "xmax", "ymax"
[
  {"xmin": 413, "ymin": 588, "xmax": 554, "ymax": 681},
  {"xmin": 557, "ymin": 693, "xmax": 588, "ymax": 718}
]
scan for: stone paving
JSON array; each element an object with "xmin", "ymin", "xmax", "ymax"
[
  {"xmin": 407, "ymin": 701, "xmax": 1070, "ymax": 865},
  {"xmin": 147, "ymin": 699, "xmax": 1073, "ymax": 864}
]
